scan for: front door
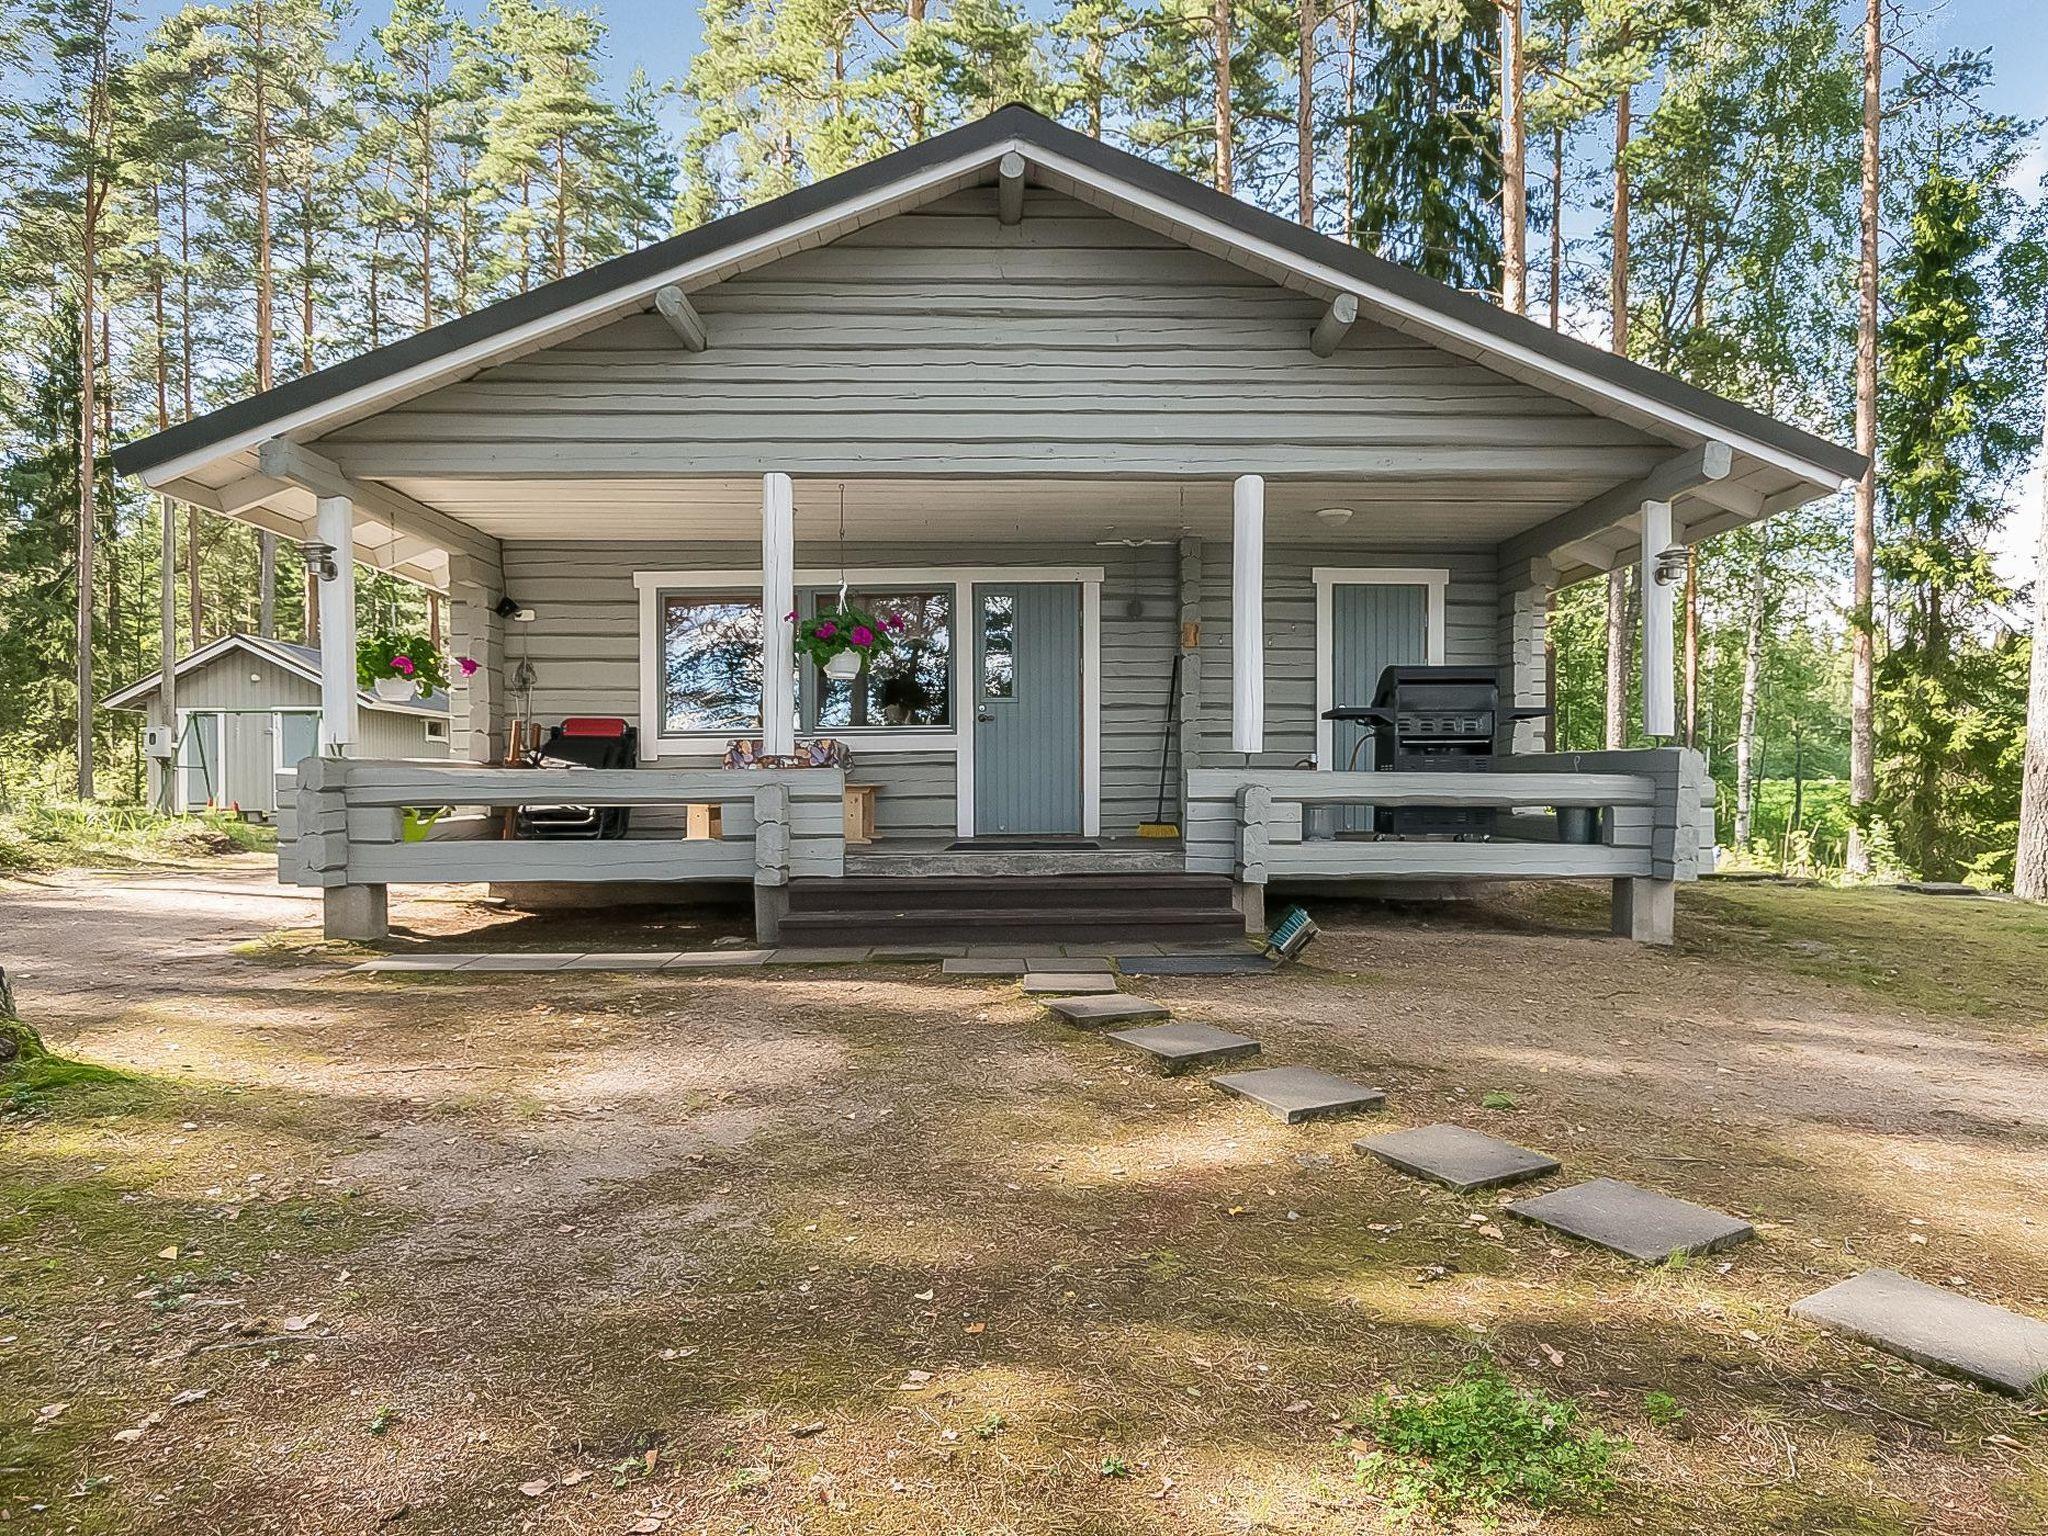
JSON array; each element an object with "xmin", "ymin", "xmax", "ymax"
[
  {"xmin": 1330, "ymin": 582, "xmax": 1431, "ymax": 832},
  {"xmin": 176, "ymin": 712, "xmax": 221, "ymax": 812},
  {"xmin": 972, "ymin": 582, "xmax": 1082, "ymax": 836}
]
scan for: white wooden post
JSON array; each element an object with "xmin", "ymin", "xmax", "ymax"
[
  {"xmin": 158, "ymin": 495, "xmax": 177, "ymax": 807},
  {"xmin": 1231, "ymin": 474, "xmax": 1265, "ymax": 755},
  {"xmin": 1640, "ymin": 499, "xmax": 1675, "ymax": 740},
  {"xmin": 761, "ymin": 472, "xmax": 796, "ymax": 757},
  {"xmin": 315, "ymin": 493, "xmax": 357, "ymax": 754}
]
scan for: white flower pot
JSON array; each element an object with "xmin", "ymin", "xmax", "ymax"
[
  {"xmin": 823, "ymin": 650, "xmax": 862, "ymax": 681},
  {"xmin": 373, "ymin": 675, "xmax": 419, "ymax": 702}
]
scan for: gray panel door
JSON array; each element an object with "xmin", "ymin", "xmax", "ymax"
[
  {"xmin": 972, "ymin": 582, "xmax": 1082, "ymax": 835},
  {"xmin": 1330, "ymin": 584, "xmax": 1430, "ymax": 831},
  {"xmin": 177, "ymin": 713, "xmax": 221, "ymax": 812}
]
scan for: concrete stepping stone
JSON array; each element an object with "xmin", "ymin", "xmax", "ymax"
[
  {"xmin": 1506, "ymin": 1177, "xmax": 1753, "ymax": 1263},
  {"xmin": 1211, "ymin": 1066, "xmax": 1386, "ymax": 1124},
  {"xmin": 942, "ymin": 957, "xmax": 1027, "ymax": 976},
  {"xmin": 766, "ymin": 947, "xmax": 873, "ymax": 965},
  {"xmin": 1790, "ymin": 1269, "xmax": 2048, "ymax": 1397},
  {"xmin": 1105, "ymin": 1022, "xmax": 1261, "ymax": 1076},
  {"xmin": 461, "ymin": 953, "xmax": 585, "ymax": 972},
  {"xmin": 1020, "ymin": 973, "xmax": 1118, "ymax": 996},
  {"xmin": 353, "ymin": 954, "xmax": 485, "ymax": 973},
  {"xmin": 1042, "ymin": 995, "xmax": 1169, "ymax": 1029},
  {"xmin": 1119, "ymin": 954, "xmax": 1278, "ymax": 977},
  {"xmin": 663, "ymin": 950, "xmax": 770, "ymax": 969},
  {"xmin": 872, "ymin": 944, "xmax": 966, "ymax": 962},
  {"xmin": 560, "ymin": 951, "xmax": 683, "ymax": 971},
  {"xmin": 1358, "ymin": 1124, "xmax": 1561, "ymax": 1193},
  {"xmin": 1025, "ymin": 956, "xmax": 1114, "ymax": 974}
]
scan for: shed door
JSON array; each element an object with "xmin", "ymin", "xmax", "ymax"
[
  {"xmin": 972, "ymin": 583, "xmax": 1082, "ymax": 836},
  {"xmin": 1329, "ymin": 583, "xmax": 1431, "ymax": 831},
  {"xmin": 176, "ymin": 713, "xmax": 221, "ymax": 812}
]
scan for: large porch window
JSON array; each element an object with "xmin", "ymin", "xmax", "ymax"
[{"xmin": 657, "ymin": 584, "xmax": 955, "ymax": 737}]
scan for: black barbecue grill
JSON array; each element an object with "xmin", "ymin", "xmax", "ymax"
[{"xmin": 1322, "ymin": 666, "xmax": 1549, "ymax": 837}]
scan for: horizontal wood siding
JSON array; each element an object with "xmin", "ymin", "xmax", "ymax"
[
  {"xmin": 1193, "ymin": 542, "xmax": 1497, "ymax": 769},
  {"xmin": 318, "ymin": 189, "xmax": 1665, "ymax": 480}
]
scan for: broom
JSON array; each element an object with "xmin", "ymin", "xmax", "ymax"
[{"xmin": 1137, "ymin": 650, "xmax": 1184, "ymax": 838}]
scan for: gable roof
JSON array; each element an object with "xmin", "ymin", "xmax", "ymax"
[
  {"xmin": 111, "ymin": 105, "xmax": 1860, "ymax": 492},
  {"xmin": 103, "ymin": 633, "xmax": 450, "ymax": 716}
]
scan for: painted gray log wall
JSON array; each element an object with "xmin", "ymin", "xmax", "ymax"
[
  {"xmin": 317, "ymin": 188, "xmax": 1666, "ymax": 481},
  {"xmin": 499, "ymin": 538, "xmax": 1178, "ymax": 839}
]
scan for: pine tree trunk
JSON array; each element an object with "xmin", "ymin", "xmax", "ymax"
[
  {"xmin": 2015, "ymin": 333, "xmax": 2048, "ymax": 898},
  {"xmin": 1297, "ymin": 0, "xmax": 1316, "ymax": 226},
  {"xmin": 1548, "ymin": 118, "xmax": 1563, "ymax": 329},
  {"xmin": 1499, "ymin": 0, "xmax": 1526, "ymax": 312},
  {"xmin": 1602, "ymin": 81, "xmax": 1631, "ymax": 751},
  {"xmin": 1342, "ymin": 1, "xmax": 1357, "ymax": 240},
  {"xmin": 254, "ymin": 0, "xmax": 278, "ymax": 639},
  {"xmin": 77, "ymin": 240, "xmax": 98, "ymax": 801},
  {"xmin": 1733, "ymin": 549, "xmax": 1767, "ymax": 849},
  {"xmin": 1213, "ymin": 0, "xmax": 1233, "ymax": 194},
  {"xmin": 1847, "ymin": 0, "xmax": 1880, "ymax": 874}
]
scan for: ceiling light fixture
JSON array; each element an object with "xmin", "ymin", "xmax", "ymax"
[{"xmin": 1314, "ymin": 506, "xmax": 1354, "ymax": 527}]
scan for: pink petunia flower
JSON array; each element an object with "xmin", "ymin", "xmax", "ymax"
[
  {"xmin": 816, "ymin": 621, "xmax": 836, "ymax": 640},
  {"xmin": 785, "ymin": 610, "xmax": 797, "ymax": 621},
  {"xmin": 851, "ymin": 625, "xmax": 875, "ymax": 647},
  {"xmin": 392, "ymin": 654, "xmax": 415, "ymax": 675},
  {"xmin": 884, "ymin": 613, "xmax": 905, "ymax": 631},
  {"xmin": 457, "ymin": 656, "xmax": 479, "ymax": 677}
]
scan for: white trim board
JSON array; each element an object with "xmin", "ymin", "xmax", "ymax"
[
  {"xmin": 635, "ymin": 562, "xmax": 1105, "ymax": 837},
  {"xmin": 1311, "ymin": 567, "xmax": 1449, "ymax": 771}
]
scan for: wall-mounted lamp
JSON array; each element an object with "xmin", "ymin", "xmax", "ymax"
[
  {"xmin": 495, "ymin": 595, "xmax": 537, "ymax": 622},
  {"xmin": 1651, "ymin": 545, "xmax": 1688, "ymax": 587},
  {"xmin": 297, "ymin": 538, "xmax": 338, "ymax": 583}
]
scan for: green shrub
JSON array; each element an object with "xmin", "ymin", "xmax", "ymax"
[{"xmin": 1352, "ymin": 1364, "xmax": 1621, "ymax": 1522}]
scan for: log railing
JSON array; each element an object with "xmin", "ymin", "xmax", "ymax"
[{"xmin": 275, "ymin": 758, "xmax": 846, "ymax": 941}]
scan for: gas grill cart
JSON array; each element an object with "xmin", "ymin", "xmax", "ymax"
[{"xmin": 1321, "ymin": 666, "xmax": 1551, "ymax": 839}]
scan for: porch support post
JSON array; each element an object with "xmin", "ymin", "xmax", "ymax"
[
  {"xmin": 1611, "ymin": 877, "xmax": 1675, "ymax": 945},
  {"xmin": 446, "ymin": 550, "xmax": 504, "ymax": 763},
  {"xmin": 1231, "ymin": 474, "xmax": 1264, "ymax": 756},
  {"xmin": 1497, "ymin": 556, "xmax": 1556, "ymax": 754},
  {"xmin": 1640, "ymin": 499, "xmax": 1676, "ymax": 739},
  {"xmin": 761, "ymin": 472, "xmax": 797, "ymax": 757},
  {"xmin": 314, "ymin": 493, "xmax": 357, "ymax": 754},
  {"xmin": 157, "ymin": 495, "xmax": 178, "ymax": 810}
]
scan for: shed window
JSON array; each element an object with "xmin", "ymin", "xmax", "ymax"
[
  {"xmin": 276, "ymin": 711, "xmax": 321, "ymax": 772},
  {"xmin": 661, "ymin": 593, "xmax": 765, "ymax": 733}
]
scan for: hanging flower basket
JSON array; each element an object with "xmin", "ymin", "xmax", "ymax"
[
  {"xmin": 358, "ymin": 631, "xmax": 479, "ymax": 701},
  {"xmin": 790, "ymin": 603, "xmax": 906, "ymax": 681}
]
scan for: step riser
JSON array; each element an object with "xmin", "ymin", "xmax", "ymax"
[{"xmin": 778, "ymin": 915, "xmax": 1246, "ymax": 946}]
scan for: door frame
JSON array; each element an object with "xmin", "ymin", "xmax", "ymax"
[
  {"xmin": 1311, "ymin": 567, "xmax": 1449, "ymax": 770},
  {"xmin": 634, "ymin": 562, "xmax": 1102, "ymax": 838},
  {"xmin": 173, "ymin": 708, "xmax": 229, "ymax": 813}
]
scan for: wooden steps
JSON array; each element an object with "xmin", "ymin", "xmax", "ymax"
[{"xmin": 777, "ymin": 872, "xmax": 1246, "ymax": 947}]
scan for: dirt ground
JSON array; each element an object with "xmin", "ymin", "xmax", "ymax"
[{"xmin": 5, "ymin": 859, "xmax": 2048, "ymax": 1534}]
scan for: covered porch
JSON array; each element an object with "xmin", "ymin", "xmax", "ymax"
[{"xmin": 260, "ymin": 461, "xmax": 1725, "ymax": 947}]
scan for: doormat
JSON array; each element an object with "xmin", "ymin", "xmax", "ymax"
[{"xmin": 945, "ymin": 839, "xmax": 1101, "ymax": 852}]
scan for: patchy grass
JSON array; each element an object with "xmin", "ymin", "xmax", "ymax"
[
  {"xmin": 0, "ymin": 800, "xmax": 273, "ymax": 874},
  {"xmin": 1352, "ymin": 1364, "xmax": 1622, "ymax": 1523},
  {"xmin": 7, "ymin": 871, "xmax": 2048, "ymax": 1532}
]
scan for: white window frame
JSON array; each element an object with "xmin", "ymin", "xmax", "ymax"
[
  {"xmin": 635, "ymin": 565, "xmax": 1104, "ymax": 837},
  {"xmin": 422, "ymin": 717, "xmax": 449, "ymax": 743},
  {"xmin": 1311, "ymin": 567, "xmax": 1450, "ymax": 771},
  {"xmin": 272, "ymin": 708, "xmax": 324, "ymax": 779}
]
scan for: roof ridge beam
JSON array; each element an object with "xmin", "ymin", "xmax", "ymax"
[
  {"xmin": 1309, "ymin": 293, "xmax": 1359, "ymax": 358},
  {"xmin": 1496, "ymin": 441, "xmax": 1733, "ymax": 568},
  {"xmin": 997, "ymin": 151, "xmax": 1027, "ymax": 225}
]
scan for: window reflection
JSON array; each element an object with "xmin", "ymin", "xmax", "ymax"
[
  {"xmin": 981, "ymin": 593, "xmax": 1015, "ymax": 699},
  {"xmin": 662, "ymin": 594, "xmax": 763, "ymax": 732}
]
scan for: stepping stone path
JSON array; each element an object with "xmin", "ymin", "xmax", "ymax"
[
  {"xmin": 1105, "ymin": 1022, "xmax": 1261, "ymax": 1076},
  {"xmin": 1359, "ymin": 1124, "xmax": 1561, "ymax": 1193},
  {"xmin": 1507, "ymin": 1177, "xmax": 1753, "ymax": 1263},
  {"xmin": 766, "ymin": 946, "xmax": 872, "ymax": 965},
  {"xmin": 1118, "ymin": 954, "xmax": 1277, "ymax": 977},
  {"xmin": 1025, "ymin": 956, "xmax": 1114, "ymax": 974},
  {"xmin": 1042, "ymin": 995, "xmax": 1169, "ymax": 1028},
  {"xmin": 1790, "ymin": 1269, "xmax": 2048, "ymax": 1397},
  {"xmin": 942, "ymin": 957, "xmax": 1027, "ymax": 976},
  {"xmin": 1020, "ymin": 973, "xmax": 1119, "ymax": 996},
  {"xmin": 1211, "ymin": 1066, "xmax": 1386, "ymax": 1124},
  {"xmin": 460, "ymin": 953, "xmax": 586, "ymax": 972}
]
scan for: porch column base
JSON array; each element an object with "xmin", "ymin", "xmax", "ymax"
[
  {"xmin": 325, "ymin": 883, "xmax": 389, "ymax": 943},
  {"xmin": 1234, "ymin": 881, "xmax": 1266, "ymax": 937},
  {"xmin": 1611, "ymin": 878, "xmax": 1674, "ymax": 945},
  {"xmin": 754, "ymin": 884, "xmax": 790, "ymax": 946}
]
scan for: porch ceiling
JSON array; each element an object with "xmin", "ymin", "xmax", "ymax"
[{"xmin": 380, "ymin": 474, "xmax": 1579, "ymax": 547}]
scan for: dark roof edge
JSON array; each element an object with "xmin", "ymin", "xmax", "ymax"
[{"xmin": 112, "ymin": 104, "xmax": 1863, "ymax": 487}]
